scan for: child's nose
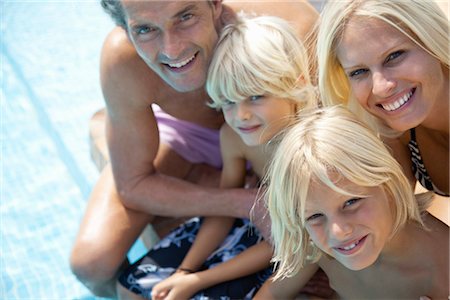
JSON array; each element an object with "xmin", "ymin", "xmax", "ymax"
[
  {"xmin": 329, "ymin": 217, "xmax": 353, "ymax": 240},
  {"xmin": 236, "ymin": 103, "xmax": 251, "ymax": 121}
]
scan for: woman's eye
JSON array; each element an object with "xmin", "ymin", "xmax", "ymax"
[
  {"xmin": 385, "ymin": 50, "xmax": 404, "ymax": 63},
  {"xmin": 344, "ymin": 197, "xmax": 362, "ymax": 208},
  {"xmin": 348, "ymin": 69, "xmax": 368, "ymax": 78}
]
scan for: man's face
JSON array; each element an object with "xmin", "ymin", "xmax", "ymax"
[{"xmin": 122, "ymin": 0, "xmax": 223, "ymax": 92}]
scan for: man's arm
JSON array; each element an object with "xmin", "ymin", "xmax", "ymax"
[{"xmin": 101, "ymin": 27, "xmax": 255, "ymax": 219}]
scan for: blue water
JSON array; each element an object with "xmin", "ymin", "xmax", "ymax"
[{"xmin": 1, "ymin": 1, "xmax": 132, "ymax": 298}]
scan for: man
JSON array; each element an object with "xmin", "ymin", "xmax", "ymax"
[{"xmin": 70, "ymin": 0, "xmax": 319, "ymax": 297}]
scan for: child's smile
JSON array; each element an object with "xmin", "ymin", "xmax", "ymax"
[{"xmin": 305, "ymin": 176, "xmax": 394, "ymax": 271}]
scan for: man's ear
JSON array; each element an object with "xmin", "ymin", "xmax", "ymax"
[{"xmin": 212, "ymin": 0, "xmax": 223, "ymax": 20}]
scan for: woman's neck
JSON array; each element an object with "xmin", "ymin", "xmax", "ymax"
[{"xmin": 421, "ymin": 70, "xmax": 449, "ymax": 134}]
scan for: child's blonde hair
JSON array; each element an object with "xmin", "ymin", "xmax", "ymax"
[
  {"xmin": 264, "ymin": 105, "xmax": 431, "ymax": 280},
  {"xmin": 207, "ymin": 14, "xmax": 316, "ymax": 110},
  {"xmin": 316, "ymin": 0, "xmax": 449, "ymax": 136}
]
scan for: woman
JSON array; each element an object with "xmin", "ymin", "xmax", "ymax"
[{"xmin": 316, "ymin": 0, "xmax": 449, "ymax": 197}]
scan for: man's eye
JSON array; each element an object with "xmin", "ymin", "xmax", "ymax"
[
  {"xmin": 134, "ymin": 26, "xmax": 153, "ymax": 35},
  {"xmin": 180, "ymin": 13, "xmax": 193, "ymax": 22}
]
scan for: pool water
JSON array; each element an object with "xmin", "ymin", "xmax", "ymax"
[{"xmin": 1, "ymin": 1, "xmax": 124, "ymax": 298}]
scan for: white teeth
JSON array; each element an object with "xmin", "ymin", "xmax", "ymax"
[
  {"xmin": 381, "ymin": 91, "xmax": 413, "ymax": 112},
  {"xmin": 342, "ymin": 242, "xmax": 357, "ymax": 251},
  {"xmin": 168, "ymin": 55, "xmax": 195, "ymax": 68}
]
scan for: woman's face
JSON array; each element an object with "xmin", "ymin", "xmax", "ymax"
[{"xmin": 336, "ymin": 18, "xmax": 448, "ymax": 132}]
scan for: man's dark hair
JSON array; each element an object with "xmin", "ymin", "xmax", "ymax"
[{"xmin": 101, "ymin": 0, "xmax": 127, "ymax": 29}]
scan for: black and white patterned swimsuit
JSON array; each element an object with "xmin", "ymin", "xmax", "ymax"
[
  {"xmin": 118, "ymin": 217, "xmax": 272, "ymax": 299},
  {"xmin": 408, "ymin": 128, "xmax": 448, "ymax": 197}
]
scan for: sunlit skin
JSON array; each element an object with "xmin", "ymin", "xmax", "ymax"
[
  {"xmin": 122, "ymin": 0, "xmax": 222, "ymax": 92},
  {"xmin": 336, "ymin": 18, "xmax": 449, "ymax": 132},
  {"xmin": 222, "ymin": 95, "xmax": 296, "ymax": 146},
  {"xmin": 305, "ymin": 177, "xmax": 394, "ymax": 271},
  {"xmin": 70, "ymin": 0, "xmax": 322, "ymax": 297}
]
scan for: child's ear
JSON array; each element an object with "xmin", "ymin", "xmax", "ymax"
[{"xmin": 296, "ymin": 74, "xmax": 307, "ymax": 86}]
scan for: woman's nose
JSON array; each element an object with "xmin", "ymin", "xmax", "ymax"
[{"xmin": 372, "ymin": 71, "xmax": 397, "ymax": 97}]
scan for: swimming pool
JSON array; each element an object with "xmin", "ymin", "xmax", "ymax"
[{"xmin": 1, "ymin": 1, "xmax": 127, "ymax": 298}]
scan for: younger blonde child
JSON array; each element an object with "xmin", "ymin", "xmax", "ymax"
[
  {"xmin": 255, "ymin": 105, "xmax": 448, "ymax": 299},
  {"xmin": 117, "ymin": 14, "xmax": 316, "ymax": 300}
]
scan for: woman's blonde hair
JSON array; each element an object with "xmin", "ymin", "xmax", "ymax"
[
  {"xmin": 264, "ymin": 105, "xmax": 430, "ymax": 280},
  {"xmin": 316, "ymin": 0, "xmax": 449, "ymax": 136},
  {"xmin": 206, "ymin": 14, "xmax": 316, "ymax": 110}
]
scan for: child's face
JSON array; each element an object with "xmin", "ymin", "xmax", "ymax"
[
  {"xmin": 304, "ymin": 176, "xmax": 394, "ymax": 271},
  {"xmin": 222, "ymin": 95, "xmax": 296, "ymax": 146}
]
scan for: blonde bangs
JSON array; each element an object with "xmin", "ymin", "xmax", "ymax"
[{"xmin": 207, "ymin": 15, "xmax": 316, "ymax": 109}]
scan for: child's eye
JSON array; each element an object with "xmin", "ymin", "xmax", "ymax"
[
  {"xmin": 249, "ymin": 95, "xmax": 263, "ymax": 102},
  {"xmin": 348, "ymin": 69, "xmax": 368, "ymax": 78},
  {"xmin": 306, "ymin": 213, "xmax": 323, "ymax": 222},
  {"xmin": 343, "ymin": 197, "xmax": 362, "ymax": 208},
  {"xmin": 385, "ymin": 50, "xmax": 404, "ymax": 64},
  {"xmin": 222, "ymin": 99, "xmax": 235, "ymax": 109}
]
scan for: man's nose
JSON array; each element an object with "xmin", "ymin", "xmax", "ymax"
[{"xmin": 160, "ymin": 32, "xmax": 183, "ymax": 61}]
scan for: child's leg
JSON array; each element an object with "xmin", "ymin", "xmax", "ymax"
[{"xmin": 197, "ymin": 219, "xmax": 272, "ymax": 299}]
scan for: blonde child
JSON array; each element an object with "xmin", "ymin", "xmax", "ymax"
[
  {"xmin": 117, "ymin": 15, "xmax": 316, "ymax": 299},
  {"xmin": 255, "ymin": 105, "xmax": 448, "ymax": 299}
]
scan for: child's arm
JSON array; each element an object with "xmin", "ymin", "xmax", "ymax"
[
  {"xmin": 191, "ymin": 241, "xmax": 273, "ymax": 285},
  {"xmin": 152, "ymin": 124, "xmax": 249, "ymax": 299},
  {"xmin": 177, "ymin": 217, "xmax": 236, "ymax": 272},
  {"xmin": 153, "ymin": 241, "xmax": 274, "ymax": 300},
  {"xmin": 254, "ymin": 263, "xmax": 319, "ymax": 300},
  {"xmin": 174, "ymin": 124, "xmax": 248, "ymax": 272}
]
